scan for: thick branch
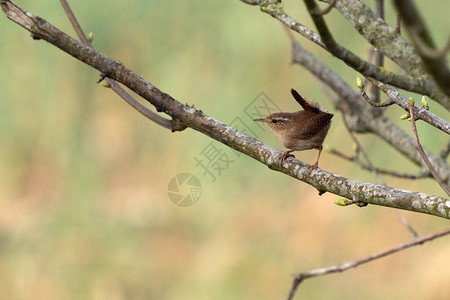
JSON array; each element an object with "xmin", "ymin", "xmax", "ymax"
[
  {"xmin": 1, "ymin": 0, "xmax": 449, "ymax": 219},
  {"xmin": 320, "ymin": 0, "xmax": 450, "ymax": 110},
  {"xmin": 393, "ymin": 0, "xmax": 450, "ymax": 99},
  {"xmin": 303, "ymin": 0, "xmax": 432, "ymax": 98},
  {"xmin": 289, "ymin": 39, "xmax": 450, "ymax": 184},
  {"xmin": 240, "ymin": 0, "xmax": 439, "ymax": 101}
]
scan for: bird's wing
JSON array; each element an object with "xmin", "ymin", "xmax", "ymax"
[{"xmin": 293, "ymin": 112, "xmax": 334, "ymax": 140}]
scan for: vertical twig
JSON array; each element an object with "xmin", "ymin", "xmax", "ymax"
[
  {"xmin": 408, "ymin": 102, "xmax": 450, "ymax": 196},
  {"xmin": 369, "ymin": 0, "xmax": 385, "ymax": 103},
  {"xmin": 342, "ymin": 114, "xmax": 418, "ymax": 236},
  {"xmin": 395, "ymin": 13, "xmax": 401, "ymax": 34},
  {"xmin": 364, "ymin": 22, "xmax": 443, "ymax": 232}
]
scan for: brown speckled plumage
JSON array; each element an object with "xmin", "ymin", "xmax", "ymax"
[{"xmin": 254, "ymin": 89, "xmax": 333, "ymax": 174}]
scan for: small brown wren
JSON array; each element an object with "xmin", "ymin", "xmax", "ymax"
[{"xmin": 254, "ymin": 89, "xmax": 333, "ymax": 174}]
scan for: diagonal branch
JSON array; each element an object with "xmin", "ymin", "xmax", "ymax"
[
  {"xmin": 410, "ymin": 33, "xmax": 450, "ymax": 60},
  {"xmin": 240, "ymin": 0, "xmax": 438, "ymax": 101},
  {"xmin": 393, "ymin": 0, "xmax": 450, "ymax": 99},
  {"xmin": 311, "ymin": 0, "xmax": 336, "ymax": 16},
  {"xmin": 368, "ymin": 80, "xmax": 450, "ymax": 135},
  {"xmin": 302, "ymin": 0, "xmax": 430, "ymax": 99},
  {"xmin": 286, "ymin": 35, "xmax": 450, "ymax": 184},
  {"xmin": 58, "ymin": 0, "xmax": 180, "ymax": 131},
  {"xmin": 1, "ymin": 0, "xmax": 449, "ymax": 219},
  {"xmin": 286, "ymin": 227, "xmax": 450, "ymax": 300},
  {"xmin": 319, "ymin": 0, "xmax": 450, "ymax": 110}
]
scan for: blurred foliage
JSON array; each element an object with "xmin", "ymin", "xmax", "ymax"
[{"xmin": 0, "ymin": 0, "xmax": 449, "ymax": 299}]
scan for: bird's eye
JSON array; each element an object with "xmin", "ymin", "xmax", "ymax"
[{"xmin": 272, "ymin": 119, "xmax": 277, "ymax": 123}]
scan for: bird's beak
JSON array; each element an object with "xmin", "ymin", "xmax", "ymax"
[{"xmin": 253, "ymin": 118, "xmax": 265, "ymax": 122}]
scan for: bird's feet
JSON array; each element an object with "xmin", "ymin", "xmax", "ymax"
[
  {"xmin": 279, "ymin": 150, "xmax": 295, "ymax": 167},
  {"xmin": 306, "ymin": 162, "xmax": 319, "ymax": 175}
]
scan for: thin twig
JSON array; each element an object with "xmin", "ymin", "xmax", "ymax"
[
  {"xmin": 286, "ymin": 227, "xmax": 450, "ymax": 300},
  {"xmin": 59, "ymin": 0, "xmax": 90, "ymax": 45},
  {"xmin": 359, "ymin": 85, "xmax": 394, "ymax": 107},
  {"xmin": 410, "ymin": 32, "xmax": 450, "ymax": 60},
  {"xmin": 327, "ymin": 147, "xmax": 430, "ymax": 179},
  {"xmin": 395, "ymin": 12, "xmax": 401, "ymax": 34},
  {"xmin": 341, "ymin": 114, "xmax": 418, "ymax": 236},
  {"xmin": 342, "ymin": 115, "xmax": 385, "ymax": 185},
  {"xmin": 375, "ymin": 0, "xmax": 385, "ymax": 24},
  {"xmin": 395, "ymin": 209, "xmax": 418, "ymax": 238},
  {"xmin": 311, "ymin": 0, "xmax": 336, "ymax": 16},
  {"xmin": 366, "ymin": 48, "xmax": 383, "ymax": 103},
  {"xmin": 440, "ymin": 139, "xmax": 450, "ymax": 160},
  {"xmin": 59, "ymin": 0, "xmax": 178, "ymax": 131},
  {"xmin": 369, "ymin": 0, "xmax": 384, "ymax": 103},
  {"xmin": 369, "ymin": 80, "xmax": 450, "ymax": 135},
  {"xmin": 109, "ymin": 81, "xmax": 177, "ymax": 130},
  {"xmin": 408, "ymin": 102, "xmax": 450, "ymax": 196}
]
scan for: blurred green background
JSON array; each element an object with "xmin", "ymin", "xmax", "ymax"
[{"xmin": 1, "ymin": 1, "xmax": 449, "ymax": 299}]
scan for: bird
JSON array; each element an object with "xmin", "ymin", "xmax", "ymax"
[{"xmin": 254, "ymin": 89, "xmax": 333, "ymax": 175}]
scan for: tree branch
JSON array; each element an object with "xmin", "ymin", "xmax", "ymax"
[
  {"xmin": 410, "ymin": 32, "xmax": 450, "ymax": 60},
  {"xmin": 440, "ymin": 139, "xmax": 450, "ymax": 159},
  {"xmin": 286, "ymin": 227, "xmax": 450, "ymax": 300},
  {"xmin": 241, "ymin": 0, "xmax": 326, "ymax": 48},
  {"xmin": 369, "ymin": 0, "xmax": 384, "ymax": 103},
  {"xmin": 340, "ymin": 111, "xmax": 418, "ymax": 236},
  {"xmin": 311, "ymin": 0, "xmax": 336, "ymax": 16},
  {"xmin": 287, "ymin": 36, "xmax": 450, "ymax": 184},
  {"xmin": 319, "ymin": 0, "xmax": 450, "ymax": 110},
  {"xmin": 243, "ymin": 0, "xmax": 447, "ymax": 105},
  {"xmin": 327, "ymin": 146, "xmax": 429, "ymax": 180},
  {"xmin": 368, "ymin": 80, "xmax": 450, "ymax": 135},
  {"xmin": 408, "ymin": 102, "xmax": 450, "ymax": 196},
  {"xmin": 359, "ymin": 84, "xmax": 394, "ymax": 107},
  {"xmin": 249, "ymin": 0, "xmax": 437, "ymax": 100},
  {"xmin": 1, "ymin": 0, "xmax": 449, "ymax": 219},
  {"xmin": 58, "ymin": 0, "xmax": 180, "ymax": 131},
  {"xmin": 393, "ymin": 0, "xmax": 450, "ymax": 99}
]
